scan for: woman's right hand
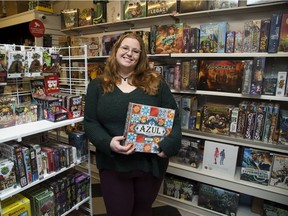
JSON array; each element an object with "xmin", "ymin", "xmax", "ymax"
[{"xmin": 110, "ymin": 136, "xmax": 135, "ymax": 155}]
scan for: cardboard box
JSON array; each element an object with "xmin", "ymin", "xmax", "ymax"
[
  {"xmin": 2, "ymin": 193, "xmax": 31, "ymax": 216},
  {"xmin": 123, "ymin": 102, "xmax": 175, "ymax": 153}
]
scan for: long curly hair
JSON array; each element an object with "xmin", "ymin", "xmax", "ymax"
[{"xmin": 100, "ymin": 33, "xmax": 162, "ymax": 96}]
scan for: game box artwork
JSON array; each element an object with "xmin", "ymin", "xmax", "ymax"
[
  {"xmin": 198, "ymin": 183, "xmax": 240, "ymax": 216},
  {"xmin": 197, "ymin": 60, "xmax": 245, "ymax": 93},
  {"xmin": 61, "ymin": 9, "xmax": 79, "ymax": 29},
  {"xmin": 179, "ymin": 0, "xmax": 208, "ymax": 13},
  {"xmin": 147, "ymin": 0, "xmax": 177, "ymax": 16},
  {"xmin": 123, "ymin": 102, "xmax": 175, "ymax": 153},
  {"xmin": 201, "ymin": 103, "xmax": 233, "ymax": 136},
  {"xmin": 124, "ymin": 0, "xmax": 147, "ymax": 20},
  {"xmin": 154, "ymin": 23, "xmax": 184, "ymax": 54},
  {"xmin": 270, "ymin": 154, "xmax": 288, "ymax": 189},
  {"xmin": 170, "ymin": 136, "xmax": 204, "ymax": 168},
  {"xmin": 240, "ymin": 147, "xmax": 273, "ymax": 185}
]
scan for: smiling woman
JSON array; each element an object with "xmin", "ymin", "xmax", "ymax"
[{"xmin": 84, "ymin": 32, "xmax": 182, "ymax": 216}]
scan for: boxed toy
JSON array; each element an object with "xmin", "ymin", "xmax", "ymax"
[
  {"xmin": 123, "ymin": 102, "xmax": 175, "ymax": 153},
  {"xmin": 1, "ymin": 193, "xmax": 31, "ymax": 216},
  {"xmin": 0, "ymin": 96, "xmax": 16, "ymax": 128}
]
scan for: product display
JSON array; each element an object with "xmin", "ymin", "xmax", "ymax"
[{"xmin": 1, "ymin": 1, "xmax": 287, "ymax": 215}]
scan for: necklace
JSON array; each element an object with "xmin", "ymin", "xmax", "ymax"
[{"xmin": 119, "ymin": 75, "xmax": 129, "ymax": 81}]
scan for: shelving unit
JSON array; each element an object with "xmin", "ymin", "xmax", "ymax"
[{"xmin": 57, "ymin": 1, "xmax": 288, "ymax": 215}]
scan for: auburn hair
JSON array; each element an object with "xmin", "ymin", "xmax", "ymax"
[{"xmin": 100, "ymin": 33, "xmax": 162, "ymax": 96}]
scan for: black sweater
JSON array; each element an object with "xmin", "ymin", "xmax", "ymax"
[{"xmin": 84, "ymin": 78, "xmax": 182, "ymax": 177}]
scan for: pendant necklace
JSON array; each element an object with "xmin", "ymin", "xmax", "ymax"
[{"xmin": 120, "ymin": 75, "xmax": 129, "ymax": 81}]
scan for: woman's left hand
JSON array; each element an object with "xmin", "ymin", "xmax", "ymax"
[{"xmin": 157, "ymin": 151, "xmax": 167, "ymax": 158}]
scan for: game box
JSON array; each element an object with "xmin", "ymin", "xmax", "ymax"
[
  {"xmin": 198, "ymin": 60, "xmax": 244, "ymax": 93},
  {"xmin": 269, "ymin": 154, "xmax": 288, "ymax": 189},
  {"xmin": 123, "ymin": 102, "xmax": 175, "ymax": 153}
]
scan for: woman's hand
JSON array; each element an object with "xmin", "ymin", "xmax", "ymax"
[
  {"xmin": 157, "ymin": 151, "xmax": 167, "ymax": 158},
  {"xmin": 110, "ymin": 136, "xmax": 135, "ymax": 155}
]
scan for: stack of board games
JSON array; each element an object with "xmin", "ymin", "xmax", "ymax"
[
  {"xmin": 169, "ymin": 136, "xmax": 204, "ymax": 168},
  {"xmin": 240, "ymin": 147, "xmax": 273, "ymax": 185},
  {"xmin": 202, "ymin": 140, "xmax": 239, "ymax": 178},
  {"xmin": 122, "ymin": 102, "xmax": 175, "ymax": 153},
  {"xmin": 198, "ymin": 183, "xmax": 240, "ymax": 216}
]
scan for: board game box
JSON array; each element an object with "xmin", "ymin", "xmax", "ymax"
[
  {"xmin": 259, "ymin": 18, "xmax": 271, "ymax": 52},
  {"xmin": 179, "ymin": 0, "xmax": 208, "ymax": 13},
  {"xmin": 170, "ymin": 136, "xmax": 204, "ymax": 168},
  {"xmin": 1, "ymin": 193, "xmax": 31, "ymax": 216},
  {"xmin": 61, "ymin": 9, "xmax": 79, "ymax": 29},
  {"xmin": 147, "ymin": 0, "xmax": 177, "ymax": 16},
  {"xmin": 209, "ymin": 0, "xmax": 238, "ymax": 10},
  {"xmin": 202, "ymin": 140, "xmax": 239, "ymax": 178},
  {"xmin": 0, "ymin": 46, "xmax": 7, "ymax": 86},
  {"xmin": 201, "ymin": 103, "xmax": 233, "ymax": 136},
  {"xmin": 198, "ymin": 183, "xmax": 240, "ymax": 216},
  {"xmin": 123, "ymin": 102, "xmax": 175, "ymax": 153},
  {"xmin": 155, "ymin": 23, "xmax": 184, "ymax": 54},
  {"xmin": 269, "ymin": 154, "xmax": 288, "ymax": 189},
  {"xmin": 198, "ymin": 60, "xmax": 244, "ymax": 93},
  {"xmin": 278, "ymin": 109, "xmax": 288, "ymax": 145},
  {"xmin": 124, "ymin": 0, "xmax": 147, "ymax": 20},
  {"xmin": 240, "ymin": 147, "xmax": 273, "ymax": 185},
  {"xmin": 268, "ymin": 13, "xmax": 282, "ymax": 53}
]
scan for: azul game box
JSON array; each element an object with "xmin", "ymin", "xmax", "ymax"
[
  {"xmin": 202, "ymin": 140, "xmax": 239, "ymax": 178},
  {"xmin": 123, "ymin": 102, "xmax": 175, "ymax": 153},
  {"xmin": 197, "ymin": 60, "xmax": 244, "ymax": 93},
  {"xmin": 240, "ymin": 147, "xmax": 273, "ymax": 186},
  {"xmin": 198, "ymin": 183, "xmax": 240, "ymax": 216},
  {"xmin": 269, "ymin": 154, "xmax": 288, "ymax": 189}
]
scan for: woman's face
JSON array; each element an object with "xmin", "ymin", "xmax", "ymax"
[{"xmin": 116, "ymin": 37, "xmax": 141, "ymax": 72}]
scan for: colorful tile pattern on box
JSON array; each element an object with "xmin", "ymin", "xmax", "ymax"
[{"xmin": 123, "ymin": 103, "xmax": 175, "ymax": 153}]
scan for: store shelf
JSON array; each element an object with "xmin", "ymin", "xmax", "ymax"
[
  {"xmin": 182, "ymin": 130, "xmax": 288, "ymax": 154},
  {"xmin": 167, "ymin": 163, "xmax": 288, "ymax": 206},
  {"xmin": 170, "ymin": 52, "xmax": 288, "ymax": 58},
  {"xmin": 0, "ymin": 117, "xmax": 83, "ymax": 143}
]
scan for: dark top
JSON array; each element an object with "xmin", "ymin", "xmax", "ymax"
[{"xmin": 84, "ymin": 78, "xmax": 182, "ymax": 178}]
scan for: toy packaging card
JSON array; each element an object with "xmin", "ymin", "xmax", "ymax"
[
  {"xmin": 155, "ymin": 23, "xmax": 184, "ymax": 54},
  {"xmin": 198, "ymin": 183, "xmax": 240, "ymax": 216},
  {"xmin": 7, "ymin": 51, "xmax": 26, "ymax": 78},
  {"xmin": 26, "ymin": 50, "xmax": 43, "ymax": 74},
  {"xmin": 124, "ymin": 0, "xmax": 147, "ymax": 20},
  {"xmin": 197, "ymin": 60, "xmax": 244, "ymax": 93},
  {"xmin": 269, "ymin": 154, "xmax": 288, "ymax": 189},
  {"xmin": 147, "ymin": 0, "xmax": 177, "ymax": 16},
  {"xmin": 123, "ymin": 102, "xmax": 175, "ymax": 153},
  {"xmin": 240, "ymin": 147, "xmax": 273, "ymax": 186},
  {"xmin": 202, "ymin": 140, "xmax": 239, "ymax": 178}
]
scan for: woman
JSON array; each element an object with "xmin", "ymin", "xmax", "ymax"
[{"xmin": 84, "ymin": 33, "xmax": 182, "ymax": 216}]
